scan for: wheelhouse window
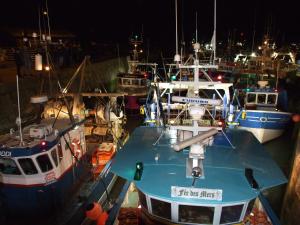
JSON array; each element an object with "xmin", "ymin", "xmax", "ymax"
[
  {"xmin": 267, "ymin": 94, "xmax": 277, "ymax": 105},
  {"xmin": 36, "ymin": 154, "xmax": 53, "ymax": 172},
  {"xmin": 246, "ymin": 93, "xmax": 256, "ymax": 103},
  {"xmin": 0, "ymin": 158, "xmax": 21, "ymax": 175},
  {"xmin": 150, "ymin": 198, "xmax": 171, "ymax": 220},
  {"xmin": 257, "ymin": 94, "xmax": 266, "ymax": 104},
  {"xmin": 179, "ymin": 205, "xmax": 214, "ymax": 224},
  {"xmin": 132, "ymin": 79, "xmax": 139, "ymax": 86},
  {"xmin": 138, "ymin": 190, "xmax": 147, "ymax": 210},
  {"xmin": 51, "ymin": 149, "xmax": 58, "ymax": 167},
  {"xmin": 220, "ymin": 204, "xmax": 244, "ymax": 224},
  {"xmin": 18, "ymin": 158, "xmax": 38, "ymax": 175}
]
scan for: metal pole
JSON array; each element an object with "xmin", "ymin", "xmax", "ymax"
[
  {"xmin": 175, "ymin": 0, "xmax": 178, "ymax": 55},
  {"xmin": 16, "ymin": 75, "xmax": 24, "ymax": 146},
  {"xmin": 213, "ymin": 0, "xmax": 217, "ymax": 63}
]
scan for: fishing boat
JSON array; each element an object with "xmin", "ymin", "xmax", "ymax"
[
  {"xmin": 109, "ymin": 38, "xmax": 287, "ymax": 224},
  {"xmin": 0, "ymin": 74, "xmax": 127, "ymax": 224},
  {"xmin": 229, "ymin": 80, "xmax": 292, "ymax": 143}
]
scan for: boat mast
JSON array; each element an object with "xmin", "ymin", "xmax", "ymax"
[
  {"xmin": 213, "ymin": 0, "xmax": 216, "ymax": 64},
  {"xmin": 16, "ymin": 75, "xmax": 24, "ymax": 146},
  {"xmin": 174, "ymin": 0, "xmax": 181, "ymax": 64},
  {"xmin": 195, "ymin": 12, "xmax": 198, "ymax": 43}
]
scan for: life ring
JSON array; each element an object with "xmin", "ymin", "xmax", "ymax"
[{"xmin": 260, "ymin": 117, "xmax": 267, "ymax": 122}]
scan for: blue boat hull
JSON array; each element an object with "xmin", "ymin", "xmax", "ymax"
[
  {"xmin": 238, "ymin": 110, "xmax": 291, "ymax": 143},
  {"xmin": 0, "ymin": 159, "xmax": 114, "ymax": 219}
]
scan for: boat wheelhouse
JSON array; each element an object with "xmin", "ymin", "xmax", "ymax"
[{"xmin": 236, "ymin": 87, "xmax": 291, "ymax": 143}]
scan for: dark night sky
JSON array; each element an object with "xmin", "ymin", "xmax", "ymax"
[{"xmin": 0, "ymin": 0, "xmax": 299, "ymax": 49}]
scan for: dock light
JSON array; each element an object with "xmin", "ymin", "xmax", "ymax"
[
  {"xmin": 134, "ymin": 162, "xmax": 143, "ymax": 181},
  {"xmin": 45, "ymin": 66, "xmax": 50, "ymax": 71}
]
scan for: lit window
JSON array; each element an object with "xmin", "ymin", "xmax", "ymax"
[
  {"xmin": 36, "ymin": 154, "xmax": 53, "ymax": 172},
  {"xmin": 0, "ymin": 158, "xmax": 21, "ymax": 175},
  {"xmin": 18, "ymin": 158, "xmax": 38, "ymax": 175},
  {"xmin": 220, "ymin": 204, "xmax": 244, "ymax": 224},
  {"xmin": 179, "ymin": 205, "xmax": 214, "ymax": 224},
  {"xmin": 151, "ymin": 198, "xmax": 171, "ymax": 220}
]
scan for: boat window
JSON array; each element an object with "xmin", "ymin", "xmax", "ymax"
[
  {"xmin": 138, "ymin": 190, "xmax": 147, "ymax": 210},
  {"xmin": 131, "ymin": 79, "xmax": 139, "ymax": 86},
  {"xmin": 247, "ymin": 93, "xmax": 256, "ymax": 103},
  {"xmin": 199, "ymin": 89, "xmax": 225, "ymax": 100},
  {"xmin": 267, "ymin": 94, "xmax": 277, "ymax": 104},
  {"xmin": 36, "ymin": 154, "xmax": 53, "ymax": 172},
  {"xmin": 123, "ymin": 78, "xmax": 131, "ymax": 85},
  {"xmin": 51, "ymin": 149, "xmax": 58, "ymax": 167},
  {"xmin": 179, "ymin": 205, "xmax": 214, "ymax": 224},
  {"xmin": 220, "ymin": 204, "xmax": 244, "ymax": 224},
  {"xmin": 18, "ymin": 158, "xmax": 38, "ymax": 175},
  {"xmin": 58, "ymin": 143, "xmax": 63, "ymax": 161},
  {"xmin": 257, "ymin": 94, "xmax": 266, "ymax": 104},
  {"xmin": 0, "ymin": 158, "xmax": 21, "ymax": 175},
  {"xmin": 150, "ymin": 198, "xmax": 171, "ymax": 220}
]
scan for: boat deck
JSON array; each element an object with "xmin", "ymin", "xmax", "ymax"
[{"xmin": 111, "ymin": 126, "xmax": 287, "ymax": 204}]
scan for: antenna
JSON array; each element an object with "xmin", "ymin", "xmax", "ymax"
[
  {"xmin": 251, "ymin": 11, "xmax": 256, "ymax": 52},
  {"xmin": 38, "ymin": 5, "xmax": 42, "ymax": 42},
  {"xmin": 175, "ymin": 0, "xmax": 178, "ymax": 55},
  {"xmin": 45, "ymin": 0, "xmax": 51, "ymax": 40},
  {"xmin": 174, "ymin": 0, "xmax": 180, "ymax": 63},
  {"xmin": 195, "ymin": 12, "xmax": 198, "ymax": 43},
  {"xmin": 213, "ymin": 0, "xmax": 217, "ymax": 63}
]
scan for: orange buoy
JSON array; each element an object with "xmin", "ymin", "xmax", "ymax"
[
  {"xmin": 292, "ymin": 114, "xmax": 300, "ymax": 123},
  {"xmin": 86, "ymin": 202, "xmax": 102, "ymax": 220},
  {"xmin": 86, "ymin": 202, "xmax": 109, "ymax": 225},
  {"xmin": 97, "ymin": 211, "xmax": 109, "ymax": 225}
]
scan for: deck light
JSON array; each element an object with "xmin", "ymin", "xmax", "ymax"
[
  {"xmin": 41, "ymin": 141, "xmax": 47, "ymax": 147},
  {"xmin": 134, "ymin": 162, "xmax": 143, "ymax": 181}
]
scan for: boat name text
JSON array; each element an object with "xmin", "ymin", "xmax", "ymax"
[
  {"xmin": 0, "ymin": 151, "xmax": 12, "ymax": 157},
  {"xmin": 171, "ymin": 186, "xmax": 222, "ymax": 201}
]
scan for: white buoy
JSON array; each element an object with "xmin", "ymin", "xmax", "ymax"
[{"xmin": 35, "ymin": 54, "xmax": 43, "ymax": 71}]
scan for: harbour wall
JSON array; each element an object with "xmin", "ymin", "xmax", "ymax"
[{"xmin": 0, "ymin": 57, "xmax": 128, "ymax": 134}]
